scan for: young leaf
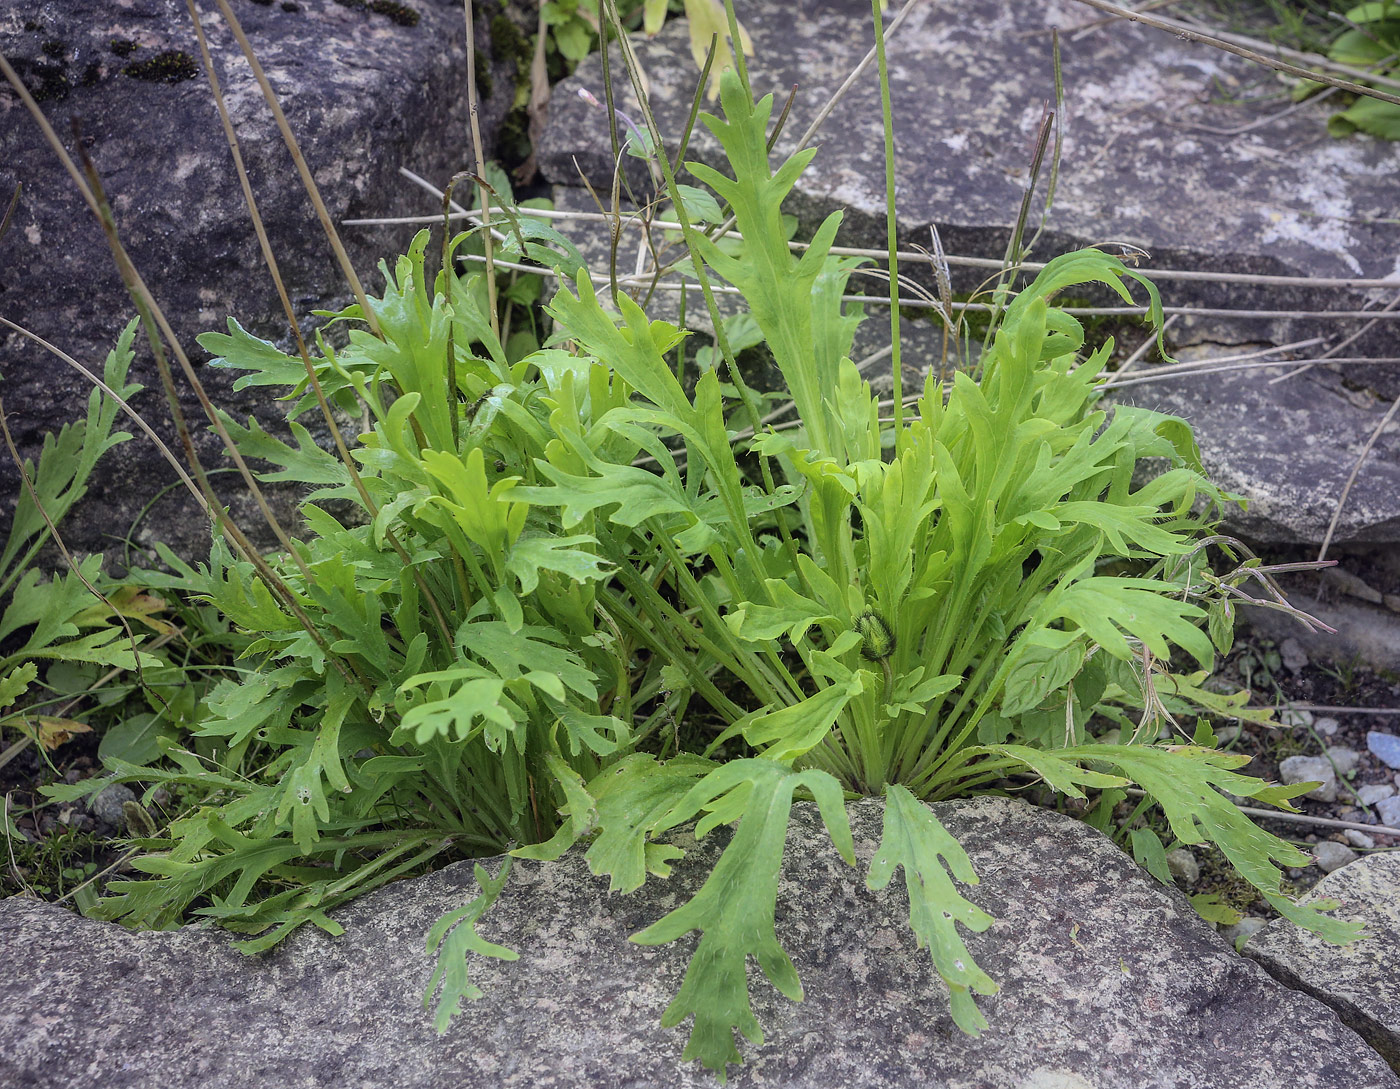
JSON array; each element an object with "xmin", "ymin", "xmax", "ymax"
[
  {"xmin": 983, "ymin": 744, "xmax": 1130, "ymax": 800},
  {"xmin": 708, "ymin": 674, "xmax": 865, "ymax": 764},
  {"xmin": 0, "ymin": 662, "xmax": 36, "ymax": 711},
  {"xmin": 505, "ymin": 534, "xmax": 611, "ymax": 595},
  {"xmin": 585, "ymin": 754, "xmax": 714, "ymax": 893},
  {"xmin": 425, "ymin": 860, "xmax": 518, "ymax": 1033},
  {"xmin": 631, "ymin": 760, "xmax": 853, "ymax": 1080},
  {"xmin": 512, "ymin": 755, "xmax": 597, "ymax": 861},
  {"xmin": 1128, "ymin": 827, "xmax": 1173, "ymax": 886},
  {"xmin": 1061, "ymin": 744, "xmax": 1365, "ymax": 945},
  {"xmin": 1190, "ymin": 892, "xmax": 1243, "ymax": 927},
  {"xmin": 867, "ymin": 784, "xmax": 999, "ymax": 1035},
  {"xmin": 1000, "ymin": 630, "xmax": 1087, "ymax": 718}
]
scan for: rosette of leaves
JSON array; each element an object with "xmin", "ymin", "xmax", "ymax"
[{"xmin": 67, "ymin": 70, "xmax": 1361, "ymax": 1083}]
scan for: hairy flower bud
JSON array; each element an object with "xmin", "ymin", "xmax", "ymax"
[{"xmin": 855, "ymin": 609, "xmax": 896, "ymax": 662}]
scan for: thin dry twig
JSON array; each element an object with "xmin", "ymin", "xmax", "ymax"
[
  {"xmin": 1166, "ymin": 83, "xmax": 1345, "ymax": 136},
  {"xmin": 462, "ymin": 0, "xmax": 499, "ymax": 341},
  {"xmin": 1105, "ymin": 355, "xmax": 1400, "ymax": 389},
  {"xmin": 348, "ymin": 208, "xmax": 1400, "ymax": 292},
  {"xmin": 1071, "ymin": 0, "xmax": 1400, "ymax": 101},
  {"xmin": 1271, "ymin": 290, "xmax": 1400, "ymax": 384},
  {"xmin": 1122, "ymin": 788, "xmax": 1400, "ymax": 839},
  {"xmin": 1061, "ymin": 0, "xmax": 1184, "ymax": 40},
  {"xmin": 1108, "ymin": 313, "xmax": 1179, "ymax": 383},
  {"xmin": 1272, "ymin": 704, "xmax": 1400, "ymax": 716},
  {"xmin": 210, "ymin": 0, "xmax": 380, "ymax": 336},
  {"xmin": 1318, "ymin": 392, "xmax": 1400, "ymax": 563},
  {"xmin": 447, "ymin": 251, "xmax": 1400, "ymax": 323}
]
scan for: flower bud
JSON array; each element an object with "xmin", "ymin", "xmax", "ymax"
[{"xmin": 855, "ymin": 609, "xmax": 896, "ymax": 662}]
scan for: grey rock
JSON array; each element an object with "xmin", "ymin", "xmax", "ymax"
[
  {"xmin": 1280, "ymin": 707, "xmax": 1316, "ymax": 729},
  {"xmin": 86, "ymin": 783, "xmax": 136, "ymax": 827},
  {"xmin": 1327, "ymin": 747, "xmax": 1362, "ymax": 777},
  {"xmin": 2, "ymin": 796, "xmax": 1396, "ymax": 1089},
  {"xmin": 1165, "ymin": 846, "xmax": 1200, "ymax": 887},
  {"xmin": 539, "ymin": 0, "xmax": 1400, "ymax": 545},
  {"xmin": 1244, "ymin": 596, "xmax": 1400, "ymax": 674},
  {"xmin": 1369, "ymin": 731, "xmax": 1400, "ymax": 770},
  {"xmin": 1315, "ymin": 717, "xmax": 1341, "ymax": 738},
  {"xmin": 1357, "ymin": 782, "xmax": 1398, "ymax": 806},
  {"xmin": 1248, "ymin": 849, "xmax": 1400, "ymax": 1072},
  {"xmin": 1323, "ymin": 567, "xmax": 1387, "ymax": 606},
  {"xmin": 1345, "ymin": 829, "xmax": 1376, "ymax": 850},
  {"xmin": 1120, "ymin": 363, "xmax": 1400, "ymax": 546},
  {"xmin": 1377, "ymin": 795, "xmax": 1400, "ymax": 829},
  {"xmin": 1280, "ymin": 755, "xmax": 1340, "ymax": 803},
  {"xmin": 1311, "ymin": 840, "xmax": 1359, "ymax": 874},
  {"xmin": 0, "ymin": 0, "xmax": 516, "ymax": 563}
]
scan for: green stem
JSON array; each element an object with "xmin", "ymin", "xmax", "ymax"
[{"xmin": 870, "ymin": 0, "xmax": 904, "ymax": 446}]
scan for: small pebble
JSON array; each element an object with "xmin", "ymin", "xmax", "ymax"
[
  {"xmin": 1279, "ymin": 708, "xmax": 1314, "ymax": 730},
  {"xmin": 1311, "ymin": 840, "xmax": 1357, "ymax": 873},
  {"xmin": 1377, "ymin": 795, "xmax": 1400, "ymax": 828},
  {"xmin": 1313, "ymin": 716, "xmax": 1340, "ymax": 737},
  {"xmin": 88, "ymin": 783, "xmax": 137, "ymax": 826},
  {"xmin": 1165, "ymin": 848, "xmax": 1200, "ymax": 887},
  {"xmin": 1345, "ymin": 829, "xmax": 1375, "ymax": 850},
  {"xmin": 1223, "ymin": 916, "xmax": 1268, "ymax": 951},
  {"xmin": 1325, "ymin": 746, "xmax": 1361, "ymax": 776},
  {"xmin": 1356, "ymin": 782, "xmax": 1397, "ymax": 806},
  {"xmin": 1368, "ymin": 731, "xmax": 1400, "ymax": 770},
  {"xmin": 1278, "ymin": 755, "xmax": 1338, "ymax": 803},
  {"xmin": 1279, "ymin": 638, "xmax": 1308, "ymax": 674},
  {"xmin": 1214, "ymin": 725, "xmax": 1242, "ymax": 745}
]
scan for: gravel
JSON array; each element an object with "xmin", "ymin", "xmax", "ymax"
[
  {"xmin": 87, "ymin": 784, "xmax": 137, "ymax": 827},
  {"xmin": 1367, "ymin": 731, "xmax": 1400, "ymax": 770},
  {"xmin": 1278, "ymin": 756, "xmax": 1338, "ymax": 803},
  {"xmin": 1310, "ymin": 840, "xmax": 1358, "ymax": 873},
  {"xmin": 1357, "ymin": 783, "xmax": 1397, "ymax": 806}
]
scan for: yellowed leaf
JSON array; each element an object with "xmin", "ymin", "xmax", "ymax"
[
  {"xmin": 72, "ymin": 586, "xmax": 177, "ymax": 636},
  {"xmin": 682, "ymin": 0, "xmax": 753, "ymax": 99},
  {"xmin": 35, "ymin": 717, "xmax": 93, "ymax": 751}
]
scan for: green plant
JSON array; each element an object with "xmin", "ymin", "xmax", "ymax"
[
  {"xmin": 1203, "ymin": 1, "xmax": 1400, "ymax": 138},
  {"xmin": 0, "ymin": 322, "xmax": 169, "ymax": 762},
  {"xmin": 43, "ymin": 67, "xmax": 1367, "ymax": 1081},
  {"xmin": 1320, "ymin": 2, "xmax": 1400, "ymax": 137},
  {"xmin": 544, "ymin": 0, "xmax": 747, "ymax": 93}
]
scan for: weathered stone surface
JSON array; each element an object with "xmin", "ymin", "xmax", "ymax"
[
  {"xmin": 1248, "ymin": 849, "xmax": 1400, "ymax": 1072},
  {"xmin": 1243, "ymin": 591, "xmax": 1400, "ymax": 673},
  {"xmin": 538, "ymin": 0, "xmax": 1400, "ymax": 544},
  {"xmin": 2, "ymin": 796, "xmax": 1396, "ymax": 1088},
  {"xmin": 1113, "ymin": 359, "xmax": 1400, "ymax": 545},
  {"xmin": 0, "ymin": 0, "xmax": 514, "ymax": 561}
]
